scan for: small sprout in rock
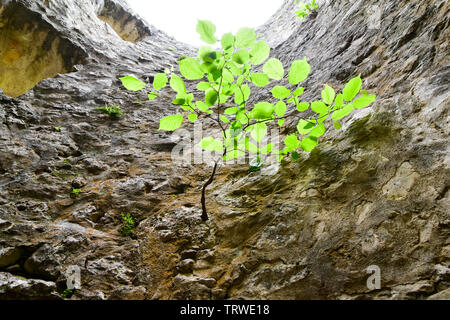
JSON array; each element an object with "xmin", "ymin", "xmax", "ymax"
[
  {"xmin": 54, "ymin": 126, "xmax": 62, "ymax": 132},
  {"xmin": 96, "ymin": 104, "xmax": 122, "ymax": 118},
  {"xmin": 294, "ymin": 0, "xmax": 319, "ymax": 20},
  {"xmin": 62, "ymin": 288, "xmax": 74, "ymax": 299},
  {"xmin": 120, "ymin": 213, "xmax": 135, "ymax": 237},
  {"xmin": 72, "ymin": 188, "xmax": 82, "ymax": 197}
]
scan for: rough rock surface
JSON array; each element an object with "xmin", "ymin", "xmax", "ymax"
[{"xmin": 0, "ymin": 0, "xmax": 448, "ymax": 300}]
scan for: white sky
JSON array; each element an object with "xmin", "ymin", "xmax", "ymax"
[{"xmin": 126, "ymin": 0, "xmax": 284, "ymax": 46}]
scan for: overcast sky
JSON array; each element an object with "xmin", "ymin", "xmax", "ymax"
[{"xmin": 126, "ymin": 0, "xmax": 284, "ymax": 46}]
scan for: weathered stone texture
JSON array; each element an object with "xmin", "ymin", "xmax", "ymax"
[{"xmin": 0, "ymin": 0, "xmax": 448, "ymax": 299}]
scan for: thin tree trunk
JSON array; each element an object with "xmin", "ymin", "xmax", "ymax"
[{"xmin": 200, "ymin": 161, "xmax": 218, "ymax": 221}]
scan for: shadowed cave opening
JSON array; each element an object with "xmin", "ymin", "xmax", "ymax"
[{"xmin": 0, "ymin": 1, "xmax": 87, "ymax": 98}]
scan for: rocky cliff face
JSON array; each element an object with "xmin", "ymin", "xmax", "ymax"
[{"xmin": 0, "ymin": 0, "xmax": 449, "ymax": 300}]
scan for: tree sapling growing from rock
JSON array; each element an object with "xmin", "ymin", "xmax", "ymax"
[{"xmin": 120, "ymin": 20, "xmax": 376, "ymax": 221}]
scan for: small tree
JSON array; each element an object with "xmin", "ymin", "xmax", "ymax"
[{"xmin": 120, "ymin": 20, "xmax": 376, "ymax": 221}]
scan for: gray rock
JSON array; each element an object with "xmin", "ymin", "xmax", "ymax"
[
  {"xmin": 0, "ymin": 272, "xmax": 59, "ymax": 300},
  {"xmin": 24, "ymin": 244, "xmax": 61, "ymax": 280},
  {"xmin": 427, "ymin": 288, "xmax": 450, "ymax": 300},
  {"xmin": 177, "ymin": 259, "xmax": 195, "ymax": 274},
  {"xmin": 0, "ymin": 0, "xmax": 448, "ymax": 301}
]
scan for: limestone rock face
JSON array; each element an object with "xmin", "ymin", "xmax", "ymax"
[{"xmin": 0, "ymin": 0, "xmax": 448, "ymax": 299}]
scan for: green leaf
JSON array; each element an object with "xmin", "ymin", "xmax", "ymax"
[
  {"xmin": 197, "ymin": 82, "xmax": 210, "ymax": 91},
  {"xmin": 222, "ymin": 83, "xmax": 236, "ymax": 96},
  {"xmin": 170, "ymin": 75, "xmax": 186, "ymax": 94},
  {"xmin": 311, "ymin": 101, "xmax": 328, "ymax": 114},
  {"xmin": 232, "ymin": 50, "xmax": 250, "ymax": 65},
  {"xmin": 205, "ymin": 89, "xmax": 218, "ymax": 107},
  {"xmin": 288, "ymin": 58, "xmax": 310, "ymax": 85},
  {"xmin": 172, "ymin": 98, "xmax": 185, "ymax": 105},
  {"xmin": 220, "ymin": 115, "xmax": 230, "ymax": 123},
  {"xmin": 285, "ymin": 134, "xmax": 300, "ymax": 151},
  {"xmin": 309, "ymin": 123, "xmax": 326, "ymax": 138},
  {"xmin": 221, "ymin": 33, "xmax": 235, "ymax": 50},
  {"xmin": 252, "ymin": 102, "xmax": 274, "ymax": 120},
  {"xmin": 159, "ymin": 114, "xmax": 183, "ymax": 131},
  {"xmin": 335, "ymin": 93, "xmax": 344, "ymax": 108},
  {"xmin": 274, "ymin": 101, "xmax": 287, "ymax": 117},
  {"xmin": 353, "ymin": 94, "xmax": 376, "ymax": 109},
  {"xmin": 293, "ymin": 87, "xmax": 304, "ymax": 97},
  {"xmin": 224, "ymin": 107, "xmax": 238, "ymax": 115},
  {"xmin": 333, "ymin": 121, "xmax": 342, "ymax": 130},
  {"xmin": 153, "ymin": 73, "xmax": 168, "ymax": 90},
  {"xmin": 199, "ymin": 46, "xmax": 217, "ymax": 63},
  {"xmin": 148, "ymin": 92, "xmax": 158, "ymax": 100},
  {"xmin": 188, "ymin": 113, "xmax": 198, "ymax": 122},
  {"xmin": 278, "ymin": 119, "xmax": 285, "ymax": 127},
  {"xmin": 221, "ymin": 68, "xmax": 235, "ymax": 84},
  {"xmin": 120, "ymin": 76, "xmax": 146, "ymax": 91},
  {"xmin": 235, "ymin": 85, "xmax": 250, "ymax": 106},
  {"xmin": 200, "ymin": 137, "xmax": 223, "ymax": 152},
  {"xmin": 297, "ymin": 102, "xmax": 309, "ymax": 112},
  {"xmin": 301, "ymin": 136, "xmax": 318, "ymax": 152},
  {"xmin": 196, "ymin": 101, "xmax": 209, "ymax": 112},
  {"xmin": 236, "ymin": 75, "xmax": 245, "ymax": 86},
  {"xmin": 263, "ymin": 58, "xmax": 284, "ymax": 80},
  {"xmin": 196, "ymin": 20, "xmax": 217, "ymax": 44},
  {"xmin": 179, "ymin": 58, "xmax": 204, "ymax": 80},
  {"xmin": 235, "ymin": 27, "xmax": 256, "ymax": 48},
  {"xmin": 271, "ymin": 86, "xmax": 291, "ymax": 99},
  {"xmin": 343, "ymin": 75, "xmax": 362, "ymax": 101},
  {"xmin": 321, "ymin": 84, "xmax": 335, "ymax": 105},
  {"xmin": 249, "ymin": 40, "xmax": 270, "ymax": 65},
  {"xmin": 250, "ymin": 73, "xmax": 269, "ymax": 87},
  {"xmin": 251, "ymin": 123, "xmax": 267, "ymax": 143},
  {"xmin": 332, "ymin": 104, "xmax": 354, "ymax": 120},
  {"xmin": 297, "ymin": 119, "xmax": 313, "ymax": 135},
  {"xmin": 236, "ymin": 112, "xmax": 248, "ymax": 125}
]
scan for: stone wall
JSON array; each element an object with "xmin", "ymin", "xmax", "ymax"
[{"xmin": 0, "ymin": 0, "xmax": 448, "ymax": 300}]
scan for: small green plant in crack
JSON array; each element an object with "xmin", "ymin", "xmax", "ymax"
[
  {"xmin": 120, "ymin": 213, "xmax": 135, "ymax": 237},
  {"xmin": 54, "ymin": 126, "xmax": 62, "ymax": 132},
  {"xmin": 96, "ymin": 104, "xmax": 123, "ymax": 118},
  {"xmin": 72, "ymin": 188, "xmax": 82, "ymax": 198},
  {"xmin": 294, "ymin": 0, "xmax": 319, "ymax": 20},
  {"xmin": 62, "ymin": 288, "xmax": 74, "ymax": 299}
]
